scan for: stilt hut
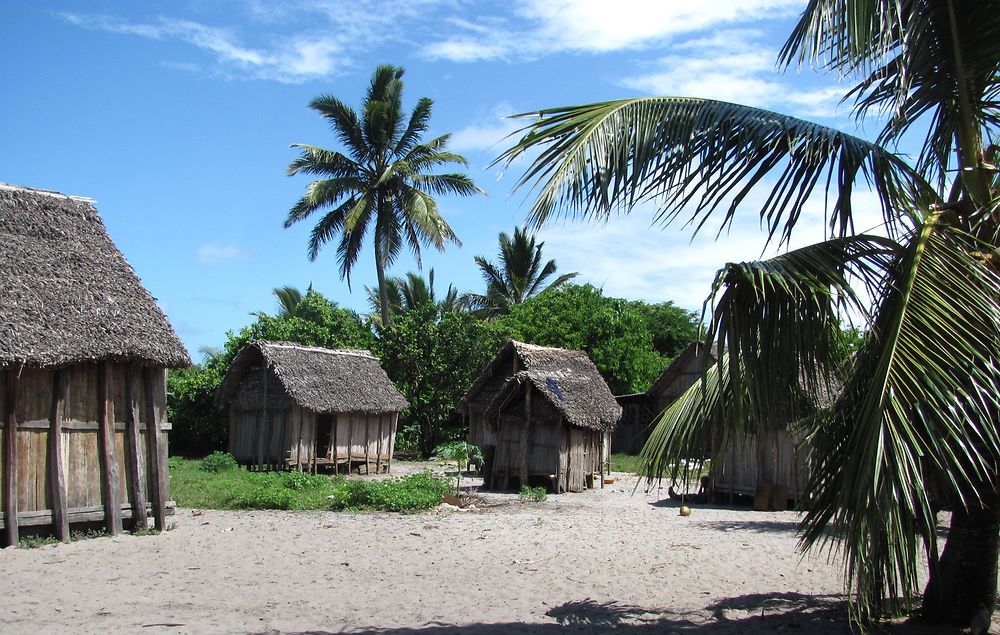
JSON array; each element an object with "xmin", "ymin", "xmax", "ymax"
[
  {"xmin": 613, "ymin": 342, "xmax": 715, "ymax": 454},
  {"xmin": 216, "ymin": 342, "xmax": 408, "ymax": 474},
  {"xmin": 0, "ymin": 183, "xmax": 190, "ymax": 547},
  {"xmin": 458, "ymin": 340, "xmax": 620, "ymax": 492}
]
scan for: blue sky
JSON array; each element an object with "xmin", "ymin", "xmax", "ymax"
[{"xmin": 2, "ymin": 1, "xmax": 876, "ymax": 360}]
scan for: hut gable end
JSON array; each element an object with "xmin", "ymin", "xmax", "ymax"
[
  {"xmin": 487, "ymin": 369, "xmax": 622, "ymax": 432},
  {"xmin": 0, "ymin": 184, "xmax": 189, "ymax": 367}
]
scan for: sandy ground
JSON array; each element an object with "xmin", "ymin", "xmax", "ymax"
[{"xmin": 0, "ymin": 466, "xmax": 988, "ymax": 635}]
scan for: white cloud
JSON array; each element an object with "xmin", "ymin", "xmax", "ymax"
[
  {"xmin": 196, "ymin": 243, "xmax": 255, "ymax": 265},
  {"xmin": 60, "ymin": 12, "xmax": 345, "ymax": 83},
  {"xmin": 449, "ymin": 104, "xmax": 526, "ymax": 152},
  {"xmin": 422, "ymin": 0, "xmax": 803, "ymax": 62},
  {"xmin": 619, "ymin": 29, "xmax": 846, "ymax": 118}
]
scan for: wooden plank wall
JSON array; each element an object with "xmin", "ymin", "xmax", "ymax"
[
  {"xmin": 0, "ymin": 363, "xmax": 171, "ymax": 545},
  {"xmin": 714, "ymin": 427, "xmax": 807, "ymax": 499}
]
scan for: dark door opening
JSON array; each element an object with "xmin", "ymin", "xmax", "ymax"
[{"xmin": 316, "ymin": 413, "xmax": 334, "ymax": 460}]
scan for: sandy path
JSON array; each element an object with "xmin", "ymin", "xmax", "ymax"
[{"xmin": 0, "ymin": 471, "xmax": 978, "ymax": 634}]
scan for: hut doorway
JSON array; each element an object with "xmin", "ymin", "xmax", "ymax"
[{"xmin": 316, "ymin": 414, "xmax": 334, "ymax": 461}]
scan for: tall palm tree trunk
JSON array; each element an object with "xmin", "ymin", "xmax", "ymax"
[
  {"xmin": 375, "ymin": 241, "xmax": 392, "ymax": 328},
  {"xmin": 923, "ymin": 485, "xmax": 1000, "ymax": 624}
]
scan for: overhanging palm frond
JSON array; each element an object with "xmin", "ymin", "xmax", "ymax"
[
  {"xmin": 494, "ymin": 97, "xmax": 935, "ymax": 242},
  {"xmin": 800, "ymin": 215, "xmax": 1000, "ymax": 621},
  {"xmin": 639, "ymin": 233, "xmax": 901, "ymax": 489}
]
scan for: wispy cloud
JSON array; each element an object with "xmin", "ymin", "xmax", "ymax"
[
  {"xmin": 60, "ymin": 12, "xmax": 345, "ymax": 83},
  {"xmin": 196, "ymin": 243, "xmax": 255, "ymax": 265},
  {"xmin": 449, "ymin": 103, "xmax": 526, "ymax": 153},
  {"xmin": 422, "ymin": 0, "xmax": 803, "ymax": 62},
  {"xmin": 619, "ymin": 30, "xmax": 846, "ymax": 118}
]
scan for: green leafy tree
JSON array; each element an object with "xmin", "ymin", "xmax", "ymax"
[
  {"xmin": 629, "ymin": 300, "xmax": 702, "ymax": 359},
  {"xmin": 285, "ymin": 64, "xmax": 484, "ymax": 328},
  {"xmin": 499, "ymin": 284, "xmax": 664, "ymax": 394},
  {"xmin": 377, "ymin": 304, "xmax": 504, "ymax": 458},
  {"xmin": 271, "ymin": 284, "xmax": 313, "ymax": 317},
  {"xmin": 465, "ymin": 226, "xmax": 577, "ymax": 318},
  {"xmin": 497, "ymin": 1, "xmax": 999, "ymax": 626}
]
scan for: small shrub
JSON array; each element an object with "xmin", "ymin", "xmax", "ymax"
[
  {"xmin": 329, "ymin": 472, "xmax": 449, "ymax": 512},
  {"xmin": 132, "ymin": 527, "xmax": 161, "ymax": 537},
  {"xmin": 168, "ymin": 456, "xmax": 185, "ymax": 470},
  {"xmin": 200, "ymin": 451, "xmax": 238, "ymax": 473},
  {"xmin": 70, "ymin": 528, "xmax": 108, "ymax": 541},
  {"xmin": 18, "ymin": 535, "xmax": 59, "ymax": 549},
  {"xmin": 230, "ymin": 481, "xmax": 296, "ymax": 510},
  {"xmin": 519, "ymin": 485, "xmax": 547, "ymax": 503}
]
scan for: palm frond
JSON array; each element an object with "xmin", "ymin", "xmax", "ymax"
[
  {"xmin": 307, "ymin": 96, "xmax": 369, "ymax": 160},
  {"xmin": 495, "ymin": 97, "xmax": 934, "ymax": 242},
  {"xmin": 800, "ymin": 215, "xmax": 1000, "ymax": 621}
]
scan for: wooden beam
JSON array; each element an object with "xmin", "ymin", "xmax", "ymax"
[
  {"xmin": 257, "ymin": 365, "xmax": 267, "ymax": 470},
  {"xmin": 97, "ymin": 361, "xmax": 122, "ymax": 535},
  {"xmin": 48, "ymin": 369, "xmax": 70, "ymax": 541},
  {"xmin": 519, "ymin": 383, "xmax": 531, "ymax": 487},
  {"xmin": 346, "ymin": 417, "xmax": 353, "ymax": 475},
  {"xmin": 142, "ymin": 367, "xmax": 167, "ymax": 530},
  {"xmin": 375, "ymin": 416, "xmax": 383, "ymax": 474},
  {"xmin": 387, "ymin": 413, "xmax": 396, "ymax": 474},
  {"xmin": 3, "ymin": 367, "xmax": 21, "ymax": 547},
  {"xmin": 124, "ymin": 366, "xmax": 148, "ymax": 530},
  {"xmin": 331, "ymin": 413, "xmax": 338, "ymax": 474}
]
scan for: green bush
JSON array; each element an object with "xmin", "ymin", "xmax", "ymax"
[
  {"xmin": 200, "ymin": 451, "xmax": 238, "ymax": 473},
  {"xmin": 519, "ymin": 485, "xmax": 548, "ymax": 503},
  {"xmin": 329, "ymin": 472, "xmax": 449, "ymax": 512}
]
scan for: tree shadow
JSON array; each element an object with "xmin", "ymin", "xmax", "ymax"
[{"xmin": 245, "ymin": 593, "xmax": 970, "ymax": 634}]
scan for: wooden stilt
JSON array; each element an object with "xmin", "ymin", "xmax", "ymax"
[
  {"xmin": 124, "ymin": 366, "xmax": 148, "ymax": 530},
  {"xmin": 48, "ymin": 369, "xmax": 70, "ymax": 541},
  {"xmin": 519, "ymin": 383, "xmax": 531, "ymax": 487},
  {"xmin": 3, "ymin": 368, "xmax": 21, "ymax": 547},
  {"xmin": 346, "ymin": 418, "xmax": 354, "ymax": 475},
  {"xmin": 387, "ymin": 413, "xmax": 396, "ymax": 474},
  {"xmin": 142, "ymin": 367, "xmax": 167, "ymax": 530},
  {"xmin": 376, "ymin": 416, "xmax": 383, "ymax": 474},
  {"xmin": 257, "ymin": 365, "xmax": 266, "ymax": 470},
  {"xmin": 364, "ymin": 418, "xmax": 371, "ymax": 475},
  {"xmin": 599, "ymin": 433, "xmax": 605, "ymax": 490},
  {"xmin": 97, "ymin": 362, "xmax": 122, "ymax": 535}
]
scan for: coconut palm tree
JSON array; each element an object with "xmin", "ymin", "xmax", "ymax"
[
  {"xmin": 285, "ymin": 64, "xmax": 484, "ymax": 328},
  {"xmin": 465, "ymin": 227, "xmax": 577, "ymax": 318},
  {"xmin": 272, "ymin": 284, "xmax": 312, "ymax": 317},
  {"xmin": 365, "ymin": 268, "xmax": 461, "ymax": 322},
  {"xmin": 496, "ymin": 0, "xmax": 1000, "ymax": 627}
]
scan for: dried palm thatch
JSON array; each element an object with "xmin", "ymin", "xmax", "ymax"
[
  {"xmin": 0, "ymin": 183, "xmax": 190, "ymax": 367},
  {"xmin": 487, "ymin": 367, "xmax": 622, "ymax": 431},
  {"xmin": 458, "ymin": 339, "xmax": 597, "ymax": 408},
  {"xmin": 216, "ymin": 341, "xmax": 408, "ymax": 414}
]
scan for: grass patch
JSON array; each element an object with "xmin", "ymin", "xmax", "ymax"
[
  {"xmin": 610, "ymin": 453, "xmax": 643, "ymax": 474},
  {"xmin": 18, "ymin": 535, "xmax": 59, "ymax": 549},
  {"xmin": 519, "ymin": 485, "xmax": 547, "ymax": 503},
  {"xmin": 327, "ymin": 472, "xmax": 449, "ymax": 512},
  {"xmin": 169, "ymin": 456, "xmax": 341, "ymax": 510}
]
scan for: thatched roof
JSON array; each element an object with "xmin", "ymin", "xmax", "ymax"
[
  {"xmin": 216, "ymin": 341, "xmax": 408, "ymax": 414},
  {"xmin": 458, "ymin": 340, "xmax": 597, "ymax": 408},
  {"xmin": 646, "ymin": 341, "xmax": 716, "ymax": 397},
  {"xmin": 0, "ymin": 184, "xmax": 190, "ymax": 368},
  {"xmin": 485, "ymin": 368, "xmax": 622, "ymax": 432}
]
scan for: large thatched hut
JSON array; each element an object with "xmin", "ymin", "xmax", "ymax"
[
  {"xmin": 0, "ymin": 183, "xmax": 190, "ymax": 546},
  {"xmin": 216, "ymin": 342, "xmax": 408, "ymax": 474},
  {"xmin": 458, "ymin": 340, "xmax": 620, "ymax": 492},
  {"xmin": 613, "ymin": 342, "xmax": 715, "ymax": 454}
]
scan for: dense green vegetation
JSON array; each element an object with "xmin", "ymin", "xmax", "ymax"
[{"xmin": 497, "ymin": 0, "xmax": 1000, "ymax": 626}]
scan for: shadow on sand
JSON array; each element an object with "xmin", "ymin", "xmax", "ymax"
[{"xmin": 246, "ymin": 592, "xmax": 967, "ymax": 634}]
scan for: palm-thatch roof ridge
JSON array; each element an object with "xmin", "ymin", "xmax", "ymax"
[
  {"xmin": 216, "ymin": 341, "xmax": 409, "ymax": 414},
  {"xmin": 457, "ymin": 339, "xmax": 596, "ymax": 408},
  {"xmin": 486, "ymin": 368, "xmax": 622, "ymax": 431},
  {"xmin": 0, "ymin": 183, "xmax": 190, "ymax": 367},
  {"xmin": 645, "ymin": 341, "xmax": 717, "ymax": 397}
]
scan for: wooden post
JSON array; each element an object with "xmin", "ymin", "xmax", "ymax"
[
  {"xmin": 142, "ymin": 367, "xmax": 167, "ymax": 530},
  {"xmin": 346, "ymin": 418, "xmax": 353, "ymax": 475},
  {"xmin": 332, "ymin": 414, "xmax": 338, "ymax": 474},
  {"xmin": 519, "ymin": 383, "xmax": 531, "ymax": 487},
  {"xmin": 295, "ymin": 407, "xmax": 304, "ymax": 471},
  {"xmin": 364, "ymin": 418, "xmax": 371, "ymax": 475},
  {"xmin": 375, "ymin": 416, "xmax": 383, "ymax": 474},
  {"xmin": 555, "ymin": 419, "xmax": 563, "ymax": 494},
  {"xmin": 3, "ymin": 368, "xmax": 21, "ymax": 547},
  {"xmin": 387, "ymin": 413, "xmax": 396, "ymax": 474},
  {"xmin": 48, "ymin": 369, "xmax": 70, "ymax": 541},
  {"xmin": 124, "ymin": 366, "xmax": 148, "ymax": 530},
  {"xmin": 599, "ymin": 433, "xmax": 605, "ymax": 490},
  {"xmin": 257, "ymin": 365, "xmax": 267, "ymax": 471},
  {"xmin": 97, "ymin": 362, "xmax": 122, "ymax": 535}
]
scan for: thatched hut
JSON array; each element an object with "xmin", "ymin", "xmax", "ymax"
[
  {"xmin": 0, "ymin": 183, "xmax": 190, "ymax": 546},
  {"xmin": 216, "ymin": 342, "xmax": 408, "ymax": 474},
  {"xmin": 459, "ymin": 340, "xmax": 620, "ymax": 492},
  {"xmin": 613, "ymin": 342, "xmax": 715, "ymax": 454}
]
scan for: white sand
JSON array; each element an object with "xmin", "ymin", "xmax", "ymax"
[{"xmin": 0, "ymin": 468, "xmax": 979, "ymax": 634}]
